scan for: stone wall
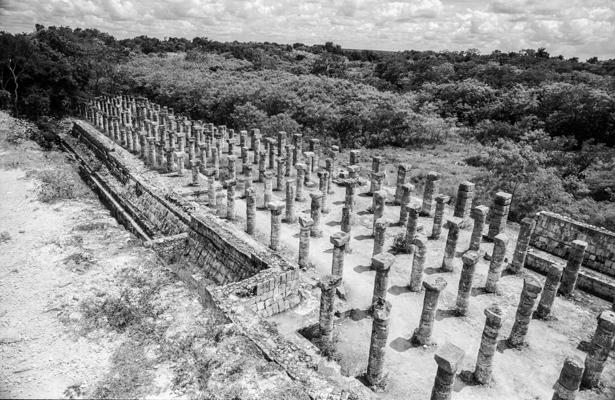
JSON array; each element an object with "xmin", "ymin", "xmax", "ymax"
[{"xmin": 531, "ymin": 211, "xmax": 615, "ymax": 278}]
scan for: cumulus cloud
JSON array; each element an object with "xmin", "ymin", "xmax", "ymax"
[{"xmin": 0, "ymin": 0, "xmax": 613, "ymax": 59}]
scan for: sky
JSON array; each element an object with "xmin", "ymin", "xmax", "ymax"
[{"xmin": 1, "ymin": 0, "xmax": 614, "ymax": 60}]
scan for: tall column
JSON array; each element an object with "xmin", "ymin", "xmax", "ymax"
[
  {"xmin": 372, "ymin": 190, "xmax": 387, "ymax": 235},
  {"xmin": 318, "ymin": 275, "xmax": 342, "ymax": 348},
  {"xmin": 455, "ymin": 251, "xmax": 479, "ymax": 316},
  {"xmin": 212, "ymin": 150, "xmax": 220, "ymax": 180},
  {"xmin": 286, "ymin": 144, "xmax": 294, "ymax": 173},
  {"xmin": 487, "ymin": 192, "xmax": 512, "ymax": 240},
  {"xmin": 191, "ymin": 161, "xmax": 201, "ymax": 186},
  {"xmin": 404, "ymin": 203, "xmax": 421, "ymax": 252},
  {"xmin": 349, "ymin": 149, "xmax": 360, "ymax": 165},
  {"xmin": 226, "ymin": 179, "xmax": 236, "ymax": 221},
  {"xmin": 310, "ymin": 191, "xmax": 323, "ymax": 237},
  {"xmin": 303, "ymin": 151, "xmax": 315, "ymax": 187},
  {"xmin": 258, "ymin": 150, "xmax": 267, "ymax": 182},
  {"xmin": 552, "ymin": 356, "xmax": 584, "ymax": 400},
  {"xmin": 318, "ymin": 170, "xmax": 330, "ymax": 214},
  {"xmin": 581, "ymin": 310, "xmax": 615, "ymax": 389},
  {"xmin": 366, "ymin": 299, "xmax": 392, "ymax": 388},
  {"xmin": 262, "ymin": 170, "xmax": 273, "ymax": 209},
  {"xmin": 276, "ymin": 156, "xmax": 285, "ymax": 191},
  {"xmin": 485, "ymin": 233, "xmax": 509, "ymax": 293},
  {"xmin": 534, "ymin": 260, "xmax": 564, "ymax": 319},
  {"xmin": 469, "ymin": 205, "xmax": 489, "ymax": 251},
  {"xmin": 298, "ymin": 216, "xmax": 314, "ymax": 268},
  {"xmin": 372, "ymin": 218, "xmax": 389, "ymax": 257},
  {"xmin": 330, "ymin": 232, "xmax": 350, "ymax": 277},
  {"xmin": 325, "ymin": 158, "xmax": 334, "ymax": 194},
  {"xmin": 245, "ymin": 187, "xmax": 256, "ymax": 235},
  {"xmin": 430, "ymin": 342, "xmax": 465, "ymax": 400},
  {"xmin": 252, "ymin": 138, "xmax": 261, "ymax": 165},
  {"xmin": 509, "ymin": 217, "xmax": 537, "ymax": 273},
  {"xmin": 430, "ymin": 195, "xmax": 450, "ymax": 239},
  {"xmin": 341, "ymin": 205, "xmax": 351, "ymax": 235},
  {"xmin": 268, "ymin": 201, "xmax": 285, "ymax": 251},
  {"xmin": 474, "ymin": 304, "xmax": 504, "ymax": 384},
  {"xmin": 399, "ymin": 183, "xmax": 415, "ymax": 226},
  {"xmin": 243, "ymin": 165, "xmax": 253, "ymax": 198},
  {"xmin": 343, "ymin": 179, "xmax": 360, "ymax": 213},
  {"xmin": 207, "ymin": 175, "xmax": 216, "ymax": 207},
  {"xmin": 441, "ymin": 218, "xmax": 462, "ymax": 272},
  {"xmin": 507, "ymin": 276, "xmax": 542, "ymax": 347},
  {"xmin": 453, "ymin": 181, "xmax": 475, "ymax": 219},
  {"xmin": 293, "ymin": 133, "xmax": 303, "ymax": 164},
  {"xmin": 284, "ymin": 179, "xmax": 297, "ymax": 223},
  {"xmin": 267, "ymin": 137, "xmax": 276, "ymax": 170},
  {"xmin": 559, "ymin": 240, "xmax": 588, "ymax": 296},
  {"xmin": 412, "ymin": 277, "xmax": 447, "ymax": 345},
  {"xmin": 394, "ymin": 164, "xmax": 411, "ymax": 205},
  {"xmin": 421, "ymin": 172, "xmax": 441, "ymax": 216},
  {"xmin": 295, "ymin": 163, "xmax": 306, "ymax": 201},
  {"xmin": 227, "ymin": 155, "xmax": 237, "ymax": 181},
  {"xmin": 371, "ymin": 155, "xmax": 383, "ymax": 173},
  {"xmin": 370, "ymin": 171, "xmax": 385, "ymax": 195},
  {"xmin": 215, "ymin": 189, "xmax": 226, "ymax": 218},
  {"xmin": 409, "ymin": 234, "xmax": 427, "ymax": 292},
  {"xmin": 371, "ymin": 253, "xmax": 395, "ymax": 306}
]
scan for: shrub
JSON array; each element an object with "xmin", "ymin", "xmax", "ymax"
[{"xmin": 34, "ymin": 168, "xmax": 87, "ymax": 203}]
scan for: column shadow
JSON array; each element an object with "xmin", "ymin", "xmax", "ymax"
[
  {"xmin": 353, "ymin": 264, "xmax": 372, "ymax": 273},
  {"xmin": 354, "ymin": 234, "xmax": 373, "ymax": 241},
  {"xmin": 390, "ymin": 337, "xmax": 413, "ymax": 353},
  {"xmin": 388, "ymin": 285, "xmax": 411, "ymax": 296},
  {"xmin": 435, "ymin": 308, "xmax": 459, "ymax": 321}
]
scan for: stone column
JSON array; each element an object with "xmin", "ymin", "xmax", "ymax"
[
  {"xmin": 227, "ymin": 155, "xmax": 237, "ymax": 181},
  {"xmin": 581, "ymin": 310, "xmax": 615, "ymax": 389},
  {"xmin": 559, "ymin": 240, "xmax": 588, "ymax": 296},
  {"xmin": 293, "ymin": 133, "xmax": 303, "ymax": 164},
  {"xmin": 474, "ymin": 304, "xmax": 504, "ymax": 384},
  {"xmin": 441, "ymin": 218, "xmax": 462, "ymax": 272},
  {"xmin": 310, "ymin": 191, "xmax": 323, "ymax": 237},
  {"xmin": 404, "ymin": 203, "xmax": 422, "ymax": 252},
  {"xmin": 330, "ymin": 232, "xmax": 350, "ymax": 277},
  {"xmin": 258, "ymin": 150, "xmax": 267, "ymax": 182},
  {"xmin": 252, "ymin": 138, "xmax": 261, "ymax": 165},
  {"xmin": 430, "ymin": 195, "xmax": 450, "ymax": 239},
  {"xmin": 298, "ymin": 216, "xmax": 314, "ymax": 269},
  {"xmin": 455, "ymin": 251, "xmax": 479, "ymax": 316},
  {"xmin": 277, "ymin": 131, "xmax": 286, "ymax": 157},
  {"xmin": 370, "ymin": 171, "xmax": 385, "ymax": 195},
  {"xmin": 394, "ymin": 164, "xmax": 411, "ymax": 204},
  {"xmin": 507, "ymin": 276, "xmax": 542, "ymax": 347},
  {"xmin": 215, "ymin": 189, "xmax": 226, "ymax": 218},
  {"xmin": 366, "ymin": 299, "xmax": 392, "ymax": 388},
  {"xmin": 295, "ymin": 163, "xmax": 306, "ymax": 202},
  {"xmin": 207, "ymin": 175, "xmax": 216, "ymax": 207},
  {"xmin": 341, "ymin": 205, "xmax": 351, "ymax": 235},
  {"xmin": 276, "ymin": 156, "xmax": 285, "ymax": 191},
  {"xmin": 284, "ymin": 179, "xmax": 297, "ymax": 223},
  {"xmin": 349, "ymin": 149, "xmax": 360, "ymax": 165},
  {"xmin": 245, "ymin": 187, "xmax": 256, "ymax": 235},
  {"xmin": 409, "ymin": 234, "xmax": 427, "ymax": 292},
  {"xmin": 430, "ymin": 342, "xmax": 465, "ymax": 400},
  {"xmin": 226, "ymin": 179, "xmax": 236, "ymax": 221},
  {"xmin": 485, "ymin": 233, "xmax": 509, "ymax": 293},
  {"xmin": 372, "ymin": 190, "xmax": 387, "ymax": 235},
  {"xmin": 552, "ymin": 356, "xmax": 584, "ymax": 400},
  {"xmin": 421, "ymin": 172, "xmax": 441, "ymax": 216},
  {"xmin": 243, "ymin": 166, "xmax": 253, "ymax": 198},
  {"xmin": 412, "ymin": 277, "xmax": 447, "ymax": 346},
  {"xmin": 268, "ymin": 201, "xmax": 285, "ymax": 251},
  {"xmin": 371, "ymin": 253, "xmax": 395, "ymax": 306},
  {"xmin": 469, "ymin": 205, "xmax": 489, "ymax": 251},
  {"xmin": 487, "ymin": 192, "xmax": 512, "ymax": 240},
  {"xmin": 372, "ymin": 218, "xmax": 389, "ymax": 257},
  {"xmin": 343, "ymin": 179, "xmax": 360, "ymax": 213},
  {"xmin": 303, "ymin": 151, "xmax": 315, "ymax": 187},
  {"xmin": 191, "ymin": 161, "xmax": 201, "ymax": 186},
  {"xmin": 267, "ymin": 138, "xmax": 276, "ymax": 170},
  {"xmin": 371, "ymin": 155, "xmax": 383, "ymax": 173},
  {"xmin": 325, "ymin": 158, "xmax": 334, "ymax": 194},
  {"xmin": 453, "ymin": 181, "xmax": 475, "ymax": 219},
  {"xmin": 318, "ymin": 170, "xmax": 330, "ymax": 214},
  {"xmin": 262, "ymin": 170, "xmax": 273, "ymax": 209},
  {"xmin": 509, "ymin": 217, "xmax": 537, "ymax": 273},
  {"xmin": 318, "ymin": 275, "xmax": 342, "ymax": 348},
  {"xmin": 399, "ymin": 183, "xmax": 415, "ymax": 226},
  {"xmin": 286, "ymin": 144, "xmax": 294, "ymax": 173},
  {"xmin": 534, "ymin": 260, "xmax": 564, "ymax": 319},
  {"xmin": 212, "ymin": 150, "xmax": 220, "ymax": 180}
]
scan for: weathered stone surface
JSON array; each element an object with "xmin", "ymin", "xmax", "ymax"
[
  {"xmin": 366, "ymin": 299, "xmax": 392, "ymax": 387},
  {"xmin": 487, "ymin": 192, "xmax": 512, "ymax": 240},
  {"xmin": 431, "ymin": 195, "xmax": 450, "ymax": 239},
  {"xmin": 413, "ymin": 277, "xmax": 447, "ymax": 346},
  {"xmin": 510, "ymin": 217, "xmax": 536, "ymax": 273},
  {"xmin": 298, "ymin": 216, "xmax": 314, "ymax": 268},
  {"xmin": 534, "ymin": 260, "xmax": 564, "ymax": 319},
  {"xmin": 559, "ymin": 240, "xmax": 588, "ymax": 296},
  {"xmin": 474, "ymin": 304, "xmax": 503, "ymax": 384},
  {"xmin": 485, "ymin": 233, "xmax": 509, "ymax": 293},
  {"xmin": 431, "ymin": 342, "xmax": 465, "ymax": 400},
  {"xmin": 453, "ymin": 181, "xmax": 475, "ymax": 219},
  {"xmin": 581, "ymin": 310, "xmax": 615, "ymax": 389},
  {"xmin": 441, "ymin": 218, "xmax": 462, "ymax": 272},
  {"xmin": 330, "ymin": 232, "xmax": 350, "ymax": 277},
  {"xmin": 371, "ymin": 253, "xmax": 395, "ymax": 307},
  {"xmin": 553, "ymin": 356, "xmax": 584, "ymax": 400},
  {"xmin": 373, "ymin": 217, "xmax": 389, "ymax": 257},
  {"xmin": 317, "ymin": 275, "xmax": 342, "ymax": 347},
  {"xmin": 409, "ymin": 234, "xmax": 428, "ymax": 292},
  {"xmin": 421, "ymin": 172, "xmax": 441, "ymax": 217},
  {"xmin": 456, "ymin": 251, "xmax": 479, "ymax": 315},
  {"xmin": 469, "ymin": 205, "xmax": 489, "ymax": 251},
  {"xmin": 508, "ymin": 276, "xmax": 542, "ymax": 347}
]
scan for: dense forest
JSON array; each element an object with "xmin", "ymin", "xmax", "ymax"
[{"xmin": 1, "ymin": 25, "xmax": 614, "ymax": 230}]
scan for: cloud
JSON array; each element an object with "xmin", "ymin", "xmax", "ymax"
[{"xmin": 0, "ymin": 0, "xmax": 613, "ymax": 59}]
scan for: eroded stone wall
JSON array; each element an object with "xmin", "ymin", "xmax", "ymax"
[{"xmin": 531, "ymin": 211, "xmax": 615, "ymax": 278}]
